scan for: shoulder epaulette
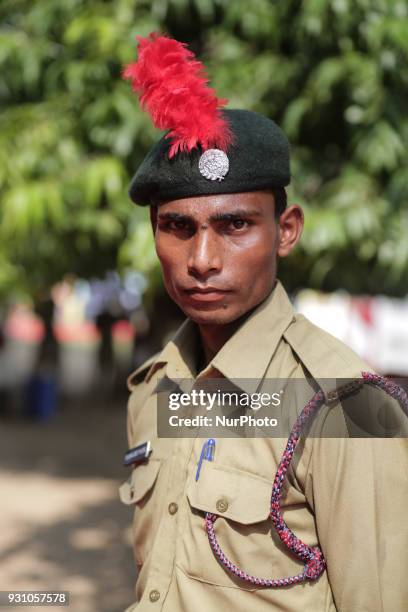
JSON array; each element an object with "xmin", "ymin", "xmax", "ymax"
[{"xmin": 126, "ymin": 353, "xmax": 162, "ymax": 390}]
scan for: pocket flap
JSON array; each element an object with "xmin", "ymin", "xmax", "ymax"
[
  {"xmin": 187, "ymin": 461, "xmax": 272, "ymax": 524},
  {"xmin": 119, "ymin": 458, "xmax": 161, "ymax": 505}
]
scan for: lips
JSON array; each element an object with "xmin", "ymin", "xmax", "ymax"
[
  {"xmin": 185, "ymin": 287, "xmax": 226, "ymax": 294},
  {"xmin": 183, "ymin": 287, "xmax": 230, "ymax": 303}
]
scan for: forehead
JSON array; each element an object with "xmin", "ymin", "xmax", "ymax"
[{"xmin": 157, "ymin": 191, "xmax": 275, "ymax": 220}]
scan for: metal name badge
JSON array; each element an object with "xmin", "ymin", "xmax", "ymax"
[
  {"xmin": 124, "ymin": 440, "xmax": 152, "ymax": 466},
  {"xmin": 198, "ymin": 149, "xmax": 229, "ymax": 181}
]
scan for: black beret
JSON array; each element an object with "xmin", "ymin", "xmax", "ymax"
[{"xmin": 129, "ymin": 109, "xmax": 290, "ymax": 206}]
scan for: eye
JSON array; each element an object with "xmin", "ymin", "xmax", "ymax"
[
  {"xmin": 172, "ymin": 220, "xmax": 188, "ymax": 230},
  {"xmin": 158, "ymin": 218, "xmax": 195, "ymax": 238},
  {"xmin": 223, "ymin": 217, "xmax": 251, "ymax": 233},
  {"xmin": 159, "ymin": 219, "xmax": 188, "ymax": 231},
  {"xmin": 230, "ymin": 218, "xmax": 247, "ymax": 230}
]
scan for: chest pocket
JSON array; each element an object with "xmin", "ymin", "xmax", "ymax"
[
  {"xmin": 179, "ymin": 461, "xmax": 308, "ymax": 589},
  {"xmin": 187, "ymin": 461, "xmax": 271, "ymax": 524},
  {"xmin": 119, "ymin": 459, "xmax": 161, "ymax": 504},
  {"xmin": 119, "ymin": 458, "xmax": 162, "ymax": 565}
]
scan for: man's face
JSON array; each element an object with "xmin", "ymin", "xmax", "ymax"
[{"xmin": 152, "ymin": 191, "xmax": 289, "ymax": 326}]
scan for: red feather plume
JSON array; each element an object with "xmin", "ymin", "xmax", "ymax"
[{"xmin": 123, "ymin": 33, "xmax": 233, "ymax": 158}]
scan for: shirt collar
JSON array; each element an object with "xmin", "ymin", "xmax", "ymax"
[{"xmin": 147, "ymin": 280, "xmax": 295, "ymax": 393}]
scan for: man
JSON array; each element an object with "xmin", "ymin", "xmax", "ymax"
[{"xmin": 120, "ymin": 34, "xmax": 407, "ymax": 611}]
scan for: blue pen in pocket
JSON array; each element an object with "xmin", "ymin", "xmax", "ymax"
[{"xmin": 195, "ymin": 438, "xmax": 215, "ymax": 481}]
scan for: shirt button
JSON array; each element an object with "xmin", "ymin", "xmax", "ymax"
[
  {"xmin": 216, "ymin": 498, "xmax": 229, "ymax": 513},
  {"xmin": 168, "ymin": 502, "xmax": 178, "ymax": 515},
  {"xmin": 149, "ymin": 590, "xmax": 160, "ymax": 602}
]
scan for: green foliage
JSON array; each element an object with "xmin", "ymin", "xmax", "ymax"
[{"xmin": 1, "ymin": 0, "xmax": 407, "ymax": 305}]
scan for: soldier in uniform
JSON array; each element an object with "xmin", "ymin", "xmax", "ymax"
[{"xmin": 119, "ymin": 34, "xmax": 407, "ymax": 611}]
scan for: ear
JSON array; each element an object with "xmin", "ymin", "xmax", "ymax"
[
  {"xmin": 149, "ymin": 205, "xmax": 158, "ymax": 235},
  {"xmin": 277, "ymin": 204, "xmax": 304, "ymax": 258}
]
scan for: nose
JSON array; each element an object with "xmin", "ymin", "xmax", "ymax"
[{"xmin": 187, "ymin": 228, "xmax": 222, "ymax": 279}]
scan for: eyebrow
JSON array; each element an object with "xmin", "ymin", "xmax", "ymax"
[
  {"xmin": 209, "ymin": 208, "xmax": 263, "ymax": 222},
  {"xmin": 157, "ymin": 212, "xmax": 193, "ymax": 222},
  {"xmin": 157, "ymin": 208, "xmax": 263, "ymax": 223}
]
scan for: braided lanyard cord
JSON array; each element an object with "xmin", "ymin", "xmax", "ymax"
[{"xmin": 205, "ymin": 372, "xmax": 408, "ymax": 588}]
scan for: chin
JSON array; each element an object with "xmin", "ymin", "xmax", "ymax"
[
  {"xmin": 189, "ymin": 313, "xmax": 237, "ymax": 325},
  {"xmin": 179, "ymin": 302, "xmax": 247, "ymax": 326}
]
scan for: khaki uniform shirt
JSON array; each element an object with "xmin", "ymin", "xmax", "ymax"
[{"xmin": 120, "ymin": 281, "xmax": 407, "ymax": 612}]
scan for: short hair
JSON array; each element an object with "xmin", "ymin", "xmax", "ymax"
[{"xmin": 271, "ymin": 186, "xmax": 287, "ymax": 218}]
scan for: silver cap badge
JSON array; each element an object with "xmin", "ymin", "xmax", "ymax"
[{"xmin": 198, "ymin": 149, "xmax": 229, "ymax": 181}]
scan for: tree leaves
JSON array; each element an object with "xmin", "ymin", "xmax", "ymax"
[{"xmin": 1, "ymin": 0, "xmax": 407, "ymax": 303}]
